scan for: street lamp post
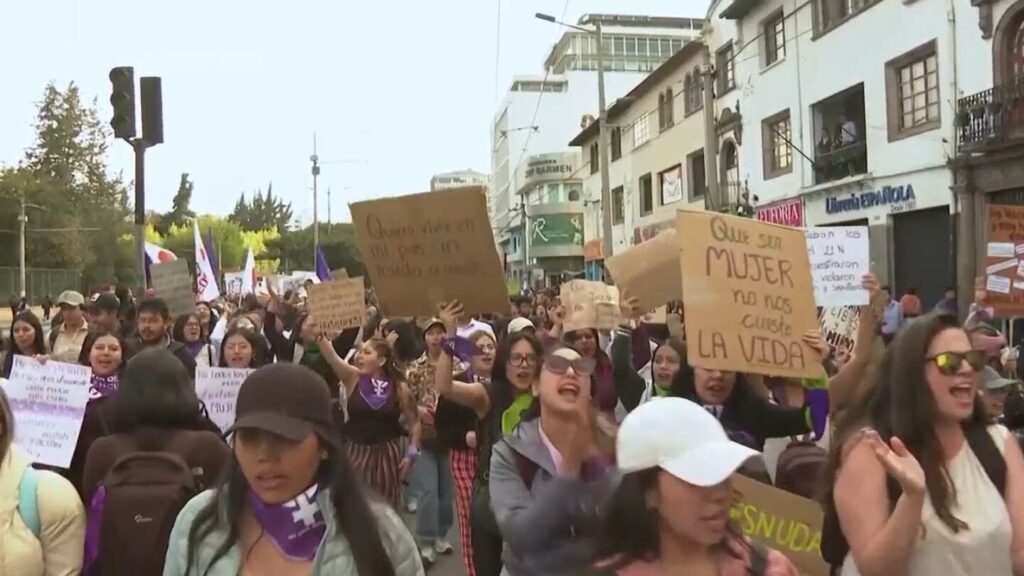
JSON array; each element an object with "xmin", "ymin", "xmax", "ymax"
[
  {"xmin": 311, "ymin": 132, "xmax": 320, "ymax": 266},
  {"xmin": 18, "ymin": 194, "xmax": 44, "ymax": 299},
  {"xmin": 536, "ymin": 13, "xmax": 613, "ymax": 279}
]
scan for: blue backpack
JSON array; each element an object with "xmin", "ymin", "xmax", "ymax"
[{"xmin": 17, "ymin": 467, "xmax": 42, "ymax": 538}]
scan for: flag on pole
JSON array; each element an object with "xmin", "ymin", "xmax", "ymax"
[
  {"xmin": 194, "ymin": 221, "xmax": 221, "ymax": 302},
  {"xmin": 204, "ymin": 228, "xmax": 220, "ymax": 283},
  {"xmin": 315, "ymin": 245, "xmax": 332, "ymax": 282},
  {"xmin": 143, "ymin": 243, "xmax": 177, "ymax": 288},
  {"xmin": 241, "ymin": 248, "xmax": 256, "ymax": 295}
]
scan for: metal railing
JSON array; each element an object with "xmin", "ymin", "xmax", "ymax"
[
  {"xmin": 0, "ymin": 268, "xmax": 81, "ymax": 305},
  {"xmin": 814, "ymin": 141, "xmax": 868, "ymax": 185},
  {"xmin": 957, "ymin": 76, "xmax": 1024, "ymax": 150}
]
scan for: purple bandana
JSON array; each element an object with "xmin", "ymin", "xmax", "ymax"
[
  {"xmin": 358, "ymin": 375, "xmax": 392, "ymax": 410},
  {"xmin": 248, "ymin": 482, "xmax": 327, "ymax": 562},
  {"xmin": 89, "ymin": 373, "xmax": 119, "ymax": 400}
]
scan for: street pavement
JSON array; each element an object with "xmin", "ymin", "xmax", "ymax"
[{"xmin": 401, "ymin": 509, "xmax": 467, "ymax": 575}]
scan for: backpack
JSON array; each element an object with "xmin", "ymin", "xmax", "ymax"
[
  {"xmin": 17, "ymin": 467, "xmax": 41, "ymax": 538},
  {"xmin": 85, "ymin": 451, "xmax": 201, "ymax": 576},
  {"xmin": 775, "ymin": 436, "xmax": 828, "ymax": 500},
  {"xmin": 820, "ymin": 423, "xmax": 1007, "ymax": 570}
]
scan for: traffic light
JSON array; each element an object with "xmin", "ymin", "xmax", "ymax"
[
  {"xmin": 140, "ymin": 77, "xmax": 164, "ymax": 145},
  {"xmin": 108, "ymin": 67, "xmax": 136, "ymax": 139}
]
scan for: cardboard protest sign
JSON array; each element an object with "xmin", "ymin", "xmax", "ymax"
[
  {"xmin": 333, "ymin": 268, "xmax": 350, "ymax": 279},
  {"xmin": 307, "ymin": 277, "xmax": 366, "ymax": 333},
  {"xmin": 804, "ymin": 227, "xmax": 869, "ymax": 307},
  {"xmin": 605, "ymin": 230, "xmax": 683, "ymax": 313},
  {"xmin": 731, "ymin": 475, "xmax": 828, "ymax": 576},
  {"xmin": 818, "ymin": 306, "xmax": 860, "ymax": 352},
  {"xmin": 350, "ymin": 187, "xmax": 508, "ymax": 317},
  {"xmin": 195, "ymin": 367, "xmax": 254, "ymax": 432},
  {"xmin": 4, "ymin": 357, "xmax": 91, "ymax": 468},
  {"xmin": 985, "ymin": 205, "xmax": 1024, "ymax": 317},
  {"xmin": 560, "ymin": 280, "xmax": 621, "ymax": 332},
  {"xmin": 641, "ymin": 306, "xmax": 668, "ymax": 325},
  {"xmin": 151, "ymin": 260, "xmax": 195, "ymax": 319},
  {"xmin": 677, "ymin": 211, "xmax": 820, "ymax": 378}
]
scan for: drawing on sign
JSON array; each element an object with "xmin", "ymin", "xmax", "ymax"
[
  {"xmin": 307, "ymin": 277, "xmax": 367, "ymax": 333},
  {"xmin": 195, "ymin": 367, "xmax": 253, "ymax": 432},
  {"xmin": 804, "ymin": 227, "xmax": 869, "ymax": 307},
  {"xmin": 678, "ymin": 211, "xmax": 820, "ymax": 378}
]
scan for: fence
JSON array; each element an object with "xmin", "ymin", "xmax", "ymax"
[{"xmin": 0, "ymin": 267, "xmax": 82, "ymax": 305}]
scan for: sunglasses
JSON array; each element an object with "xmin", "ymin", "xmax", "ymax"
[
  {"xmin": 927, "ymin": 350, "xmax": 986, "ymax": 375},
  {"xmin": 544, "ymin": 354, "xmax": 596, "ymax": 376}
]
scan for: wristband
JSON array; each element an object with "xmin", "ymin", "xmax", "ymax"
[{"xmin": 405, "ymin": 445, "xmax": 421, "ymax": 460}]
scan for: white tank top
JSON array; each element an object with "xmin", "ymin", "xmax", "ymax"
[{"xmin": 841, "ymin": 425, "xmax": 1013, "ymax": 576}]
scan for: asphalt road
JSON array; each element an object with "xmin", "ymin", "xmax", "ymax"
[{"xmin": 400, "ymin": 509, "xmax": 467, "ymax": 575}]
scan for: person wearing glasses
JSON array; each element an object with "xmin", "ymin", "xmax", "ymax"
[
  {"xmin": 822, "ymin": 312, "xmax": 1024, "ymax": 576},
  {"xmin": 488, "ymin": 343, "xmax": 616, "ymax": 576}
]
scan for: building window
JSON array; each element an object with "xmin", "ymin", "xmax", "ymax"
[
  {"xmin": 567, "ymin": 184, "xmax": 582, "ymax": 202},
  {"xmin": 658, "ymin": 88, "xmax": 675, "ymax": 131},
  {"xmin": 885, "ymin": 40, "xmax": 940, "ymax": 141},
  {"xmin": 716, "ymin": 42, "xmax": 736, "ymax": 95},
  {"xmin": 721, "ymin": 141, "xmax": 740, "ymax": 206},
  {"xmin": 764, "ymin": 12, "xmax": 786, "ymax": 66},
  {"xmin": 612, "ymin": 186, "xmax": 625, "ymax": 224},
  {"xmin": 611, "ymin": 126, "xmax": 622, "ymax": 161},
  {"xmin": 634, "ymin": 112, "xmax": 652, "ymax": 148},
  {"xmin": 685, "ymin": 68, "xmax": 704, "ymax": 115},
  {"xmin": 812, "ymin": 83, "xmax": 867, "ymax": 184},
  {"xmin": 762, "ymin": 110, "xmax": 793, "ymax": 179},
  {"xmin": 816, "ymin": 0, "xmax": 880, "ymax": 35},
  {"xmin": 688, "ymin": 150, "xmax": 707, "ymax": 201},
  {"xmin": 589, "ymin": 143, "xmax": 599, "ymax": 175},
  {"xmin": 639, "ymin": 174, "xmax": 654, "ymax": 215}
]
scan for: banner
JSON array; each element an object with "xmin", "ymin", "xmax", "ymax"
[
  {"xmin": 4, "ymin": 357, "xmax": 91, "ymax": 468},
  {"xmin": 350, "ymin": 186, "xmax": 508, "ymax": 316},
  {"xmin": 804, "ymin": 227, "xmax": 869, "ymax": 308},
  {"xmin": 677, "ymin": 210, "xmax": 820, "ymax": 378},
  {"xmin": 193, "ymin": 221, "xmax": 221, "ymax": 302},
  {"xmin": 985, "ymin": 205, "xmax": 1024, "ymax": 317},
  {"xmin": 195, "ymin": 367, "xmax": 254, "ymax": 432},
  {"xmin": 307, "ymin": 277, "xmax": 367, "ymax": 333}
]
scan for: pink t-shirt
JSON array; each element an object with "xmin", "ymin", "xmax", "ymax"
[
  {"xmin": 600, "ymin": 535, "xmax": 800, "ymax": 576},
  {"xmin": 538, "ymin": 422, "xmax": 564, "ymax": 474}
]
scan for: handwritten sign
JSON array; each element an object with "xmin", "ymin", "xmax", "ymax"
[
  {"xmin": 986, "ymin": 205, "xmax": 1024, "ymax": 317},
  {"xmin": 641, "ymin": 306, "xmax": 668, "ymax": 325},
  {"xmin": 677, "ymin": 211, "xmax": 820, "ymax": 378},
  {"xmin": 195, "ymin": 367, "xmax": 254, "ymax": 432},
  {"xmin": 818, "ymin": 306, "xmax": 860, "ymax": 352},
  {"xmin": 731, "ymin": 475, "xmax": 828, "ymax": 576},
  {"xmin": 605, "ymin": 230, "xmax": 683, "ymax": 313},
  {"xmin": 350, "ymin": 187, "xmax": 508, "ymax": 316},
  {"xmin": 4, "ymin": 357, "xmax": 91, "ymax": 468},
  {"xmin": 151, "ymin": 260, "xmax": 195, "ymax": 319},
  {"xmin": 559, "ymin": 280, "xmax": 621, "ymax": 332},
  {"xmin": 804, "ymin": 226, "xmax": 869, "ymax": 307},
  {"xmin": 307, "ymin": 277, "xmax": 366, "ymax": 333}
]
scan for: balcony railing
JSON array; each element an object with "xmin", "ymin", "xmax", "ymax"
[
  {"xmin": 814, "ymin": 141, "xmax": 867, "ymax": 185},
  {"xmin": 958, "ymin": 76, "xmax": 1024, "ymax": 150}
]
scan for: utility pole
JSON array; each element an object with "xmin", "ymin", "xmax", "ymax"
[
  {"xmin": 327, "ymin": 187, "xmax": 332, "ymax": 225},
  {"xmin": 595, "ymin": 21, "xmax": 614, "ymax": 277},
  {"xmin": 17, "ymin": 194, "xmax": 26, "ymax": 298},
  {"xmin": 701, "ymin": 47, "xmax": 721, "ymax": 212},
  {"xmin": 311, "ymin": 133, "xmax": 320, "ymax": 266}
]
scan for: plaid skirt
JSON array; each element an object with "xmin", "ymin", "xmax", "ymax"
[{"xmin": 347, "ymin": 438, "xmax": 403, "ymax": 509}]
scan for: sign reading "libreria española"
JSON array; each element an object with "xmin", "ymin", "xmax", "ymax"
[{"xmin": 825, "ymin": 184, "xmax": 916, "ymax": 215}]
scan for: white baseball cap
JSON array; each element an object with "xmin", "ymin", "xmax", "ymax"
[
  {"xmin": 617, "ymin": 398, "xmax": 759, "ymax": 487},
  {"xmin": 507, "ymin": 317, "xmax": 536, "ymax": 335}
]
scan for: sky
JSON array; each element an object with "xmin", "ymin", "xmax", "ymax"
[{"xmin": 1, "ymin": 0, "xmax": 706, "ymax": 225}]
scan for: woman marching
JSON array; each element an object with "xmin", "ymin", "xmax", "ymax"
[
  {"xmin": 1, "ymin": 311, "xmax": 47, "ymax": 379},
  {"xmin": 173, "ymin": 313, "xmax": 217, "ymax": 369},
  {"xmin": 163, "ymin": 363, "xmax": 423, "ymax": 575}
]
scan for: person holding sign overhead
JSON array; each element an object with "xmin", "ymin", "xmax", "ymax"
[{"xmin": 609, "ymin": 295, "xmax": 686, "ymax": 418}]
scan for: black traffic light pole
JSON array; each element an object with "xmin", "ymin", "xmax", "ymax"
[{"xmin": 109, "ymin": 67, "xmax": 163, "ymax": 291}]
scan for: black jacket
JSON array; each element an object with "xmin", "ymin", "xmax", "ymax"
[{"xmin": 124, "ymin": 337, "xmax": 197, "ymax": 379}]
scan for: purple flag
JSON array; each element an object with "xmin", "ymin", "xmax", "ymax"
[{"xmin": 315, "ymin": 245, "xmax": 332, "ymax": 282}]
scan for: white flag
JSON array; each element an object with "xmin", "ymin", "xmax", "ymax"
[
  {"xmin": 241, "ymin": 248, "xmax": 256, "ymax": 295},
  {"xmin": 194, "ymin": 221, "xmax": 221, "ymax": 302}
]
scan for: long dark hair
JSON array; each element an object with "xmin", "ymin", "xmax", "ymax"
[
  {"xmin": 173, "ymin": 313, "xmax": 206, "ymax": 343},
  {"xmin": 2, "ymin": 312, "xmax": 46, "ymax": 378},
  {"xmin": 490, "ymin": 331, "xmax": 545, "ymax": 419},
  {"xmin": 385, "ymin": 319, "xmax": 421, "ymax": 364},
  {"xmin": 107, "ymin": 348, "xmax": 207, "ymax": 434},
  {"xmin": 669, "ymin": 351, "xmax": 756, "ymax": 406},
  {"xmin": 823, "ymin": 312, "xmax": 988, "ymax": 532},
  {"xmin": 595, "ymin": 469, "xmax": 748, "ymax": 569},
  {"xmin": 184, "ymin": 438, "xmax": 397, "ymax": 576},
  {"xmin": 77, "ymin": 331, "xmax": 128, "ymax": 373},
  {"xmin": 218, "ymin": 327, "xmax": 268, "ymax": 369}
]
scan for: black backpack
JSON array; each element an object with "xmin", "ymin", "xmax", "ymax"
[{"xmin": 820, "ymin": 423, "xmax": 1007, "ymax": 571}]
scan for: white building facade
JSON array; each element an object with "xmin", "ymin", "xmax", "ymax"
[
  {"xmin": 430, "ymin": 169, "xmax": 488, "ymax": 191},
  {"xmin": 492, "ymin": 14, "xmax": 704, "ymax": 281},
  {"xmin": 710, "ymin": 0, "xmax": 1003, "ymax": 309}
]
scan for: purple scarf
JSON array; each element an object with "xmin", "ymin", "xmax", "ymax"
[
  {"xmin": 89, "ymin": 373, "xmax": 119, "ymax": 400},
  {"xmin": 185, "ymin": 340, "xmax": 206, "ymax": 360},
  {"xmin": 248, "ymin": 482, "xmax": 327, "ymax": 562},
  {"xmin": 358, "ymin": 375, "xmax": 393, "ymax": 410}
]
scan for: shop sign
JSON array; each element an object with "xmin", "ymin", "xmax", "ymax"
[
  {"xmin": 584, "ymin": 239, "xmax": 603, "ymax": 261},
  {"xmin": 757, "ymin": 198, "xmax": 803, "ymax": 227},
  {"xmin": 519, "ymin": 152, "xmax": 578, "ymax": 189},
  {"xmin": 530, "ymin": 213, "xmax": 584, "ymax": 247},
  {"xmin": 825, "ymin": 184, "xmax": 916, "ymax": 215}
]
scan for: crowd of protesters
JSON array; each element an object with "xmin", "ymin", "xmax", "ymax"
[{"xmin": 0, "ymin": 269, "xmax": 1023, "ymax": 576}]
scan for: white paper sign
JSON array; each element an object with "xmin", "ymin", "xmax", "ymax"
[
  {"xmin": 1016, "ymin": 244, "xmax": 1024, "ymax": 256},
  {"xmin": 805, "ymin": 227, "xmax": 869, "ymax": 307},
  {"xmin": 4, "ymin": 357, "xmax": 90, "ymax": 468},
  {"xmin": 988, "ymin": 258, "xmax": 1018, "ymax": 275},
  {"xmin": 818, "ymin": 306, "xmax": 860, "ymax": 352},
  {"xmin": 195, "ymin": 367, "xmax": 254, "ymax": 432},
  {"xmin": 988, "ymin": 275, "xmax": 1012, "ymax": 294},
  {"xmin": 989, "ymin": 242, "xmax": 1016, "ymax": 258}
]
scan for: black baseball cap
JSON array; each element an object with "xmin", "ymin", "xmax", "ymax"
[
  {"xmin": 227, "ymin": 363, "xmax": 339, "ymax": 446},
  {"xmin": 89, "ymin": 293, "xmax": 121, "ymax": 313}
]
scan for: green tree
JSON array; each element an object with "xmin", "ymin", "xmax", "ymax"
[
  {"xmin": 163, "ymin": 215, "xmax": 246, "ymax": 273},
  {"xmin": 156, "ymin": 173, "xmax": 196, "ymax": 236},
  {"xmin": 228, "ymin": 183, "xmax": 294, "ymax": 233},
  {"xmin": 264, "ymin": 222, "xmax": 364, "ymax": 277}
]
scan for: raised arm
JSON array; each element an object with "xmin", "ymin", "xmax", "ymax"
[
  {"xmin": 829, "ymin": 273, "xmax": 881, "ymax": 415},
  {"xmin": 435, "ymin": 301, "xmax": 490, "ymax": 418},
  {"xmin": 317, "ymin": 330, "xmax": 360, "ymax": 397}
]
